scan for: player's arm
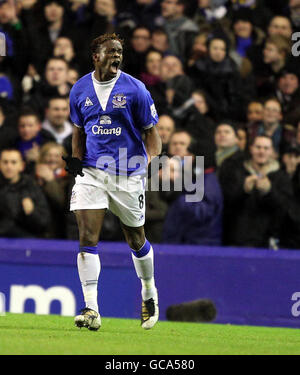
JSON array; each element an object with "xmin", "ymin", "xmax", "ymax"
[
  {"xmin": 144, "ymin": 126, "xmax": 162, "ymax": 164},
  {"xmin": 62, "ymin": 125, "xmax": 85, "ymax": 177},
  {"xmin": 72, "ymin": 125, "xmax": 86, "ymax": 160}
]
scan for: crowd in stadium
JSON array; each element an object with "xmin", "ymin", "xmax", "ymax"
[{"xmin": 0, "ymin": 0, "xmax": 300, "ymax": 249}]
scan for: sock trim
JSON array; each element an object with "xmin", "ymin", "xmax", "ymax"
[
  {"xmin": 79, "ymin": 246, "xmax": 98, "ymax": 255},
  {"xmin": 131, "ymin": 239, "xmax": 151, "ymax": 258}
]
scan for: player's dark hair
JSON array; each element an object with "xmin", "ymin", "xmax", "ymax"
[{"xmin": 90, "ymin": 33, "xmax": 124, "ymax": 55}]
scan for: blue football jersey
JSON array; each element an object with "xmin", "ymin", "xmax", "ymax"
[{"xmin": 69, "ymin": 70, "xmax": 159, "ymax": 176}]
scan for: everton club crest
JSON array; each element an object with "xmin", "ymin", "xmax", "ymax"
[{"xmin": 112, "ymin": 93, "xmax": 127, "ymax": 108}]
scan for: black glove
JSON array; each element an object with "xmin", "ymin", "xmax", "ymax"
[{"xmin": 62, "ymin": 156, "xmax": 84, "ymax": 177}]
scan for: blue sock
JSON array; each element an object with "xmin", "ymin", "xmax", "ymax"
[
  {"xmin": 79, "ymin": 246, "xmax": 98, "ymax": 255},
  {"xmin": 131, "ymin": 239, "xmax": 151, "ymax": 258}
]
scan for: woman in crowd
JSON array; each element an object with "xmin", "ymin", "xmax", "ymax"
[{"xmin": 35, "ymin": 142, "xmax": 70, "ymax": 238}]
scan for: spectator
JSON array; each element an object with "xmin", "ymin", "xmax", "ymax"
[
  {"xmin": 286, "ymin": 0, "xmax": 300, "ymax": 32},
  {"xmin": 274, "ymin": 63, "xmax": 300, "ymax": 122},
  {"xmin": 140, "ymin": 49, "xmax": 163, "ymax": 87},
  {"xmin": 151, "ymin": 28, "xmax": 170, "ymax": 54},
  {"xmin": 229, "ymin": 8, "xmax": 265, "ymax": 84},
  {"xmin": 256, "ymin": 34, "xmax": 291, "ymax": 97},
  {"xmin": 168, "ymin": 129, "xmax": 192, "ymax": 159},
  {"xmin": 279, "ymin": 144, "xmax": 300, "ymax": 248},
  {"xmin": 42, "ymin": 96, "xmax": 73, "ymax": 144},
  {"xmin": 215, "ymin": 121, "xmax": 244, "ymax": 169},
  {"xmin": 161, "ymin": 0, "xmax": 199, "ymax": 63},
  {"xmin": 247, "ymin": 100, "xmax": 264, "ymax": 123},
  {"xmin": 296, "ymin": 121, "xmax": 300, "ymax": 147},
  {"xmin": 145, "ymin": 149, "xmax": 169, "ymax": 243},
  {"xmin": 0, "ymin": 148, "xmax": 50, "ymax": 238},
  {"xmin": 148, "ymin": 54, "xmax": 193, "ymax": 114},
  {"xmin": 53, "ymin": 36, "xmax": 79, "ymax": 68},
  {"xmin": 67, "ymin": 65, "xmax": 80, "ymax": 86},
  {"xmin": 237, "ymin": 125, "xmax": 248, "ymax": 152},
  {"xmin": 267, "ymin": 16, "xmax": 293, "ymax": 39},
  {"xmin": 194, "ymin": 0, "xmax": 229, "ymax": 32},
  {"xmin": 247, "ymin": 15, "xmax": 293, "ymax": 86},
  {"xmin": 189, "ymin": 33, "xmax": 244, "ymax": 121},
  {"xmin": 162, "ymin": 149, "xmax": 223, "ymax": 245},
  {"xmin": 176, "ymin": 89, "xmax": 217, "ymax": 160},
  {"xmin": 122, "ymin": 0, "xmax": 162, "ymax": 32},
  {"xmin": 0, "ymin": 100, "xmax": 18, "ymax": 151},
  {"xmin": 0, "ymin": 0, "xmax": 30, "ymax": 80},
  {"xmin": 187, "ymin": 29, "xmax": 210, "ymax": 67},
  {"xmin": 35, "ymin": 142, "xmax": 70, "ymax": 238},
  {"xmin": 161, "ymin": 54, "xmax": 194, "ymax": 109},
  {"xmin": 25, "ymin": 57, "xmax": 71, "ymax": 117},
  {"xmin": 21, "ymin": 64, "xmax": 41, "ymax": 101},
  {"xmin": 228, "ymin": 0, "xmax": 273, "ymax": 30},
  {"xmin": 281, "ymin": 144, "xmax": 300, "ymax": 178},
  {"xmin": 247, "ymin": 98, "xmax": 295, "ymax": 155},
  {"xmin": 26, "ymin": 0, "xmax": 78, "ymax": 74},
  {"xmin": 123, "ymin": 26, "xmax": 152, "ymax": 77},
  {"xmin": 15, "ymin": 107, "xmax": 55, "ymax": 172},
  {"xmin": 219, "ymin": 135, "xmax": 293, "ymax": 248},
  {"xmin": 0, "ymin": 73, "xmax": 14, "ymax": 101},
  {"xmin": 156, "ymin": 114, "xmax": 175, "ymax": 153}
]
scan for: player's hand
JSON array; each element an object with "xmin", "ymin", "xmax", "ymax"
[{"xmin": 62, "ymin": 156, "xmax": 84, "ymax": 177}]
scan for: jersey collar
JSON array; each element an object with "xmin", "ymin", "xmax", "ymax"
[{"xmin": 92, "ymin": 70, "xmax": 121, "ymax": 86}]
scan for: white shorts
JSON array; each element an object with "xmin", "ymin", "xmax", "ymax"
[{"xmin": 70, "ymin": 167, "xmax": 146, "ymax": 227}]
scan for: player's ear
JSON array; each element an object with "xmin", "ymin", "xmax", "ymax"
[{"xmin": 92, "ymin": 53, "xmax": 100, "ymax": 64}]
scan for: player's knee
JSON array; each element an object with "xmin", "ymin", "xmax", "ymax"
[
  {"xmin": 79, "ymin": 227, "xmax": 98, "ymax": 247},
  {"xmin": 127, "ymin": 237, "xmax": 145, "ymax": 252}
]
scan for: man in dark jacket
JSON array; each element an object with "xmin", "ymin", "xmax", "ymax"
[
  {"xmin": 24, "ymin": 0, "xmax": 78, "ymax": 74},
  {"xmin": 162, "ymin": 138, "xmax": 223, "ymax": 246},
  {"xmin": 214, "ymin": 121, "xmax": 244, "ymax": 171},
  {"xmin": 0, "ymin": 148, "xmax": 50, "ymax": 238},
  {"xmin": 219, "ymin": 135, "xmax": 293, "ymax": 248},
  {"xmin": 188, "ymin": 33, "xmax": 244, "ymax": 121},
  {"xmin": 25, "ymin": 57, "xmax": 71, "ymax": 118},
  {"xmin": 279, "ymin": 145, "xmax": 300, "ymax": 249},
  {"xmin": 15, "ymin": 108, "xmax": 56, "ymax": 174},
  {"xmin": 161, "ymin": 0, "xmax": 199, "ymax": 64}
]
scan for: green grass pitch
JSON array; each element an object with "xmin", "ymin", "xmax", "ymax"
[{"xmin": 0, "ymin": 313, "xmax": 299, "ymax": 355}]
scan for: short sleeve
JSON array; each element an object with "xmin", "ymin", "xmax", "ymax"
[
  {"xmin": 69, "ymin": 86, "xmax": 83, "ymax": 127},
  {"xmin": 134, "ymin": 85, "xmax": 159, "ymax": 130}
]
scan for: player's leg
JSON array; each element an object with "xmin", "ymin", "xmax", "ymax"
[
  {"xmin": 74, "ymin": 208, "xmax": 106, "ymax": 330},
  {"xmin": 121, "ymin": 223, "xmax": 159, "ymax": 330}
]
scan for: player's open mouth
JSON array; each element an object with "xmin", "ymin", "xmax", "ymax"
[{"xmin": 110, "ymin": 61, "xmax": 120, "ymax": 74}]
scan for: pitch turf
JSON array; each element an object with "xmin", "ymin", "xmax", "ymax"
[{"xmin": 0, "ymin": 313, "xmax": 299, "ymax": 355}]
